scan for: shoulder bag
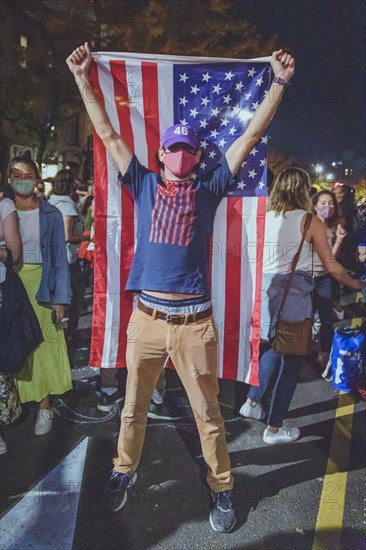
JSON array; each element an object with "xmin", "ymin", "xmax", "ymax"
[
  {"xmin": 271, "ymin": 213, "xmax": 313, "ymax": 356},
  {"xmin": 0, "ymin": 251, "xmax": 43, "ymax": 373}
]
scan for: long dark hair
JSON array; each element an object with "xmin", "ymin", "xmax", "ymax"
[
  {"xmin": 312, "ymin": 190, "xmax": 339, "ymax": 228},
  {"xmin": 52, "ymin": 169, "xmax": 75, "ymax": 196}
]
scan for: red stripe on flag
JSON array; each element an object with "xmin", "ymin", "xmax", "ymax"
[
  {"xmin": 248, "ymin": 196, "xmax": 266, "ymax": 385},
  {"xmin": 171, "ymin": 186, "xmax": 185, "ymax": 245},
  {"xmin": 165, "ymin": 193, "xmax": 177, "ymax": 244},
  {"xmin": 178, "ymin": 182, "xmax": 192, "ymax": 246},
  {"xmin": 110, "ymin": 60, "xmax": 135, "ymax": 368},
  {"xmin": 89, "ymin": 62, "xmax": 108, "ymax": 367},
  {"xmin": 185, "ymin": 188, "xmax": 196, "ymax": 246},
  {"xmin": 159, "ymin": 196, "xmax": 171, "ymax": 243},
  {"xmin": 141, "ymin": 62, "xmax": 160, "ymax": 171},
  {"xmin": 154, "ymin": 195, "xmax": 165, "ymax": 242},
  {"xmin": 222, "ymin": 197, "xmax": 242, "ymax": 380}
]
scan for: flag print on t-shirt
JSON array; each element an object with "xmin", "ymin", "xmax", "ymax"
[{"xmin": 149, "ymin": 179, "xmax": 197, "ymax": 246}]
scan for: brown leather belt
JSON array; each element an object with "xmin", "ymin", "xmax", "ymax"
[{"xmin": 137, "ymin": 301, "xmax": 212, "ymax": 325}]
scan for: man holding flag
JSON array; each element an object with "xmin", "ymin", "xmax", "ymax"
[{"xmin": 67, "ymin": 43, "xmax": 294, "ymax": 533}]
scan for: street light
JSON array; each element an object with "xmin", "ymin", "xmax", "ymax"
[{"xmin": 315, "ymin": 164, "xmax": 323, "ymax": 183}]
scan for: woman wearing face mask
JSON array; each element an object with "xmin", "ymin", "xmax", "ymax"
[
  {"xmin": 239, "ymin": 170, "xmax": 362, "ymax": 445},
  {"xmin": 8, "ymin": 156, "xmax": 72, "ymax": 436},
  {"xmin": 311, "ymin": 191, "xmax": 346, "ymax": 371}
]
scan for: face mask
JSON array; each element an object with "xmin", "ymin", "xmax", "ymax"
[
  {"xmin": 163, "ymin": 149, "xmax": 198, "ymax": 178},
  {"xmin": 317, "ymin": 204, "xmax": 335, "ymax": 220},
  {"xmin": 10, "ymin": 179, "xmax": 36, "ymax": 196}
]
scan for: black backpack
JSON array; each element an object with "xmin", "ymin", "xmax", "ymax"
[{"xmin": 0, "ymin": 251, "xmax": 43, "ymax": 373}]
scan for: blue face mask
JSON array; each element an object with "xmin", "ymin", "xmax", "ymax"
[{"xmin": 10, "ymin": 179, "xmax": 36, "ymax": 196}]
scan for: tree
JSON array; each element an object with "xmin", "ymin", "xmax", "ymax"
[{"xmin": 3, "ymin": 0, "xmax": 278, "ymax": 167}]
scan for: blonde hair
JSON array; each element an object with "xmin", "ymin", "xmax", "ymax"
[{"xmin": 269, "ymin": 167, "xmax": 312, "ymax": 213}]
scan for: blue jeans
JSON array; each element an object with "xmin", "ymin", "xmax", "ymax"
[
  {"xmin": 313, "ymin": 274, "xmax": 333, "ymax": 353},
  {"xmin": 248, "ymin": 348, "xmax": 300, "ymax": 427}
]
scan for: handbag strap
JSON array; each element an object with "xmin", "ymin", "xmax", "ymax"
[
  {"xmin": 5, "ymin": 249, "xmax": 14, "ymax": 270},
  {"xmin": 277, "ymin": 212, "xmax": 313, "ymax": 319}
]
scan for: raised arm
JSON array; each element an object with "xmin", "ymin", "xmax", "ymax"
[
  {"xmin": 226, "ymin": 49, "xmax": 295, "ymax": 176},
  {"xmin": 66, "ymin": 42, "xmax": 132, "ymax": 176},
  {"xmin": 308, "ymin": 215, "xmax": 362, "ymax": 290}
]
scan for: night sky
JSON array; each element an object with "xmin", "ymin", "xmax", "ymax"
[{"xmin": 250, "ymin": 0, "xmax": 365, "ymax": 175}]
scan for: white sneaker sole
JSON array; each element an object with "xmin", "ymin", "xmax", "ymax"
[
  {"xmin": 263, "ymin": 432, "xmax": 300, "ymax": 445},
  {"xmin": 209, "ymin": 510, "xmax": 236, "ymax": 532},
  {"xmin": 147, "ymin": 411, "xmax": 181, "ymax": 420},
  {"xmin": 97, "ymin": 397, "xmax": 124, "ymax": 412},
  {"xmin": 239, "ymin": 405, "xmax": 265, "ymax": 421}
]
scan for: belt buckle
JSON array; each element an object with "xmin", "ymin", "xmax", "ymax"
[{"xmin": 166, "ymin": 313, "xmax": 181, "ymax": 325}]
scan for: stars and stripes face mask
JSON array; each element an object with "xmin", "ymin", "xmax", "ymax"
[{"xmin": 162, "ymin": 149, "xmax": 199, "ymax": 179}]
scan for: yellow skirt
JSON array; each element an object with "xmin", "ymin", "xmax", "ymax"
[{"xmin": 16, "ymin": 264, "xmax": 72, "ymax": 403}]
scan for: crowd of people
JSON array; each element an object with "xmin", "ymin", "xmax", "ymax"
[{"xmin": 0, "ymin": 43, "xmax": 365, "ymax": 534}]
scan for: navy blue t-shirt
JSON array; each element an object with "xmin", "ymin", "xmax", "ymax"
[{"xmin": 119, "ymin": 154, "xmax": 235, "ymax": 295}]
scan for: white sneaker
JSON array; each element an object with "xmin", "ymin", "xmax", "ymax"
[
  {"xmin": 0, "ymin": 433, "xmax": 8, "ymax": 454},
  {"xmin": 263, "ymin": 426, "xmax": 300, "ymax": 445},
  {"xmin": 239, "ymin": 401, "xmax": 265, "ymax": 420},
  {"xmin": 34, "ymin": 408, "xmax": 54, "ymax": 436}
]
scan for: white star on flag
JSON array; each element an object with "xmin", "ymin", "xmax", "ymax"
[
  {"xmin": 235, "ymin": 81, "xmax": 244, "ymax": 91},
  {"xmin": 179, "ymin": 72, "xmax": 189, "ymax": 82},
  {"xmin": 208, "ymin": 150, "xmax": 217, "ymax": 158},
  {"xmin": 220, "ymin": 117, "xmax": 229, "ymax": 127},
  {"xmin": 179, "ymin": 96, "xmax": 188, "ymax": 106},
  {"xmin": 202, "ymin": 72, "xmax": 211, "ymax": 82},
  {"xmin": 210, "ymin": 129, "xmax": 219, "ymax": 138},
  {"xmin": 237, "ymin": 180, "xmax": 246, "ymax": 189},
  {"xmin": 219, "ymin": 138, "xmax": 227, "ymax": 147},
  {"xmin": 199, "ymin": 119, "xmax": 209, "ymax": 128},
  {"xmin": 200, "ymin": 161, "xmax": 207, "ymax": 169},
  {"xmin": 228, "ymin": 126, "xmax": 237, "ymax": 135},
  {"xmin": 260, "ymin": 158, "xmax": 267, "ymax": 167},
  {"xmin": 261, "ymin": 135, "xmax": 269, "ymax": 144},
  {"xmin": 190, "ymin": 84, "xmax": 199, "ymax": 94},
  {"xmin": 212, "ymin": 83, "xmax": 222, "ymax": 94},
  {"xmin": 211, "ymin": 107, "xmax": 220, "ymax": 117},
  {"xmin": 250, "ymin": 147, "xmax": 258, "ymax": 156},
  {"xmin": 223, "ymin": 94, "xmax": 231, "ymax": 104},
  {"xmin": 255, "ymin": 76, "xmax": 264, "ymax": 86},
  {"xmin": 224, "ymin": 70, "xmax": 234, "ymax": 80},
  {"xmin": 251, "ymin": 101, "xmax": 259, "ymax": 110},
  {"xmin": 248, "ymin": 169, "xmax": 257, "ymax": 179},
  {"xmin": 244, "ymin": 91, "xmax": 252, "ymax": 100},
  {"xmin": 248, "ymin": 67, "xmax": 256, "ymax": 77},
  {"xmin": 179, "ymin": 118, "xmax": 188, "ymax": 125},
  {"xmin": 258, "ymin": 181, "xmax": 265, "ymax": 189},
  {"xmin": 201, "ymin": 97, "xmax": 210, "ymax": 106},
  {"xmin": 190, "ymin": 108, "xmax": 198, "ymax": 118},
  {"xmin": 200, "ymin": 140, "xmax": 208, "ymax": 149}
]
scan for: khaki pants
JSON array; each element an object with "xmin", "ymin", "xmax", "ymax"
[{"xmin": 112, "ymin": 306, "xmax": 233, "ymax": 493}]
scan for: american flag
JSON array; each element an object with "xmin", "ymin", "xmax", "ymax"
[{"xmin": 89, "ymin": 51, "xmax": 272, "ymax": 384}]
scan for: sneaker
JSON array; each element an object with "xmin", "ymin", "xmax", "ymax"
[
  {"xmin": 209, "ymin": 490, "xmax": 236, "ymax": 533},
  {"xmin": 239, "ymin": 401, "xmax": 265, "ymax": 420},
  {"xmin": 0, "ymin": 433, "xmax": 8, "ymax": 455},
  {"xmin": 263, "ymin": 426, "xmax": 300, "ymax": 445},
  {"xmin": 102, "ymin": 471, "xmax": 137, "ymax": 512},
  {"xmin": 34, "ymin": 408, "xmax": 54, "ymax": 436},
  {"xmin": 147, "ymin": 400, "xmax": 181, "ymax": 420},
  {"xmin": 97, "ymin": 389, "xmax": 124, "ymax": 412}
]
